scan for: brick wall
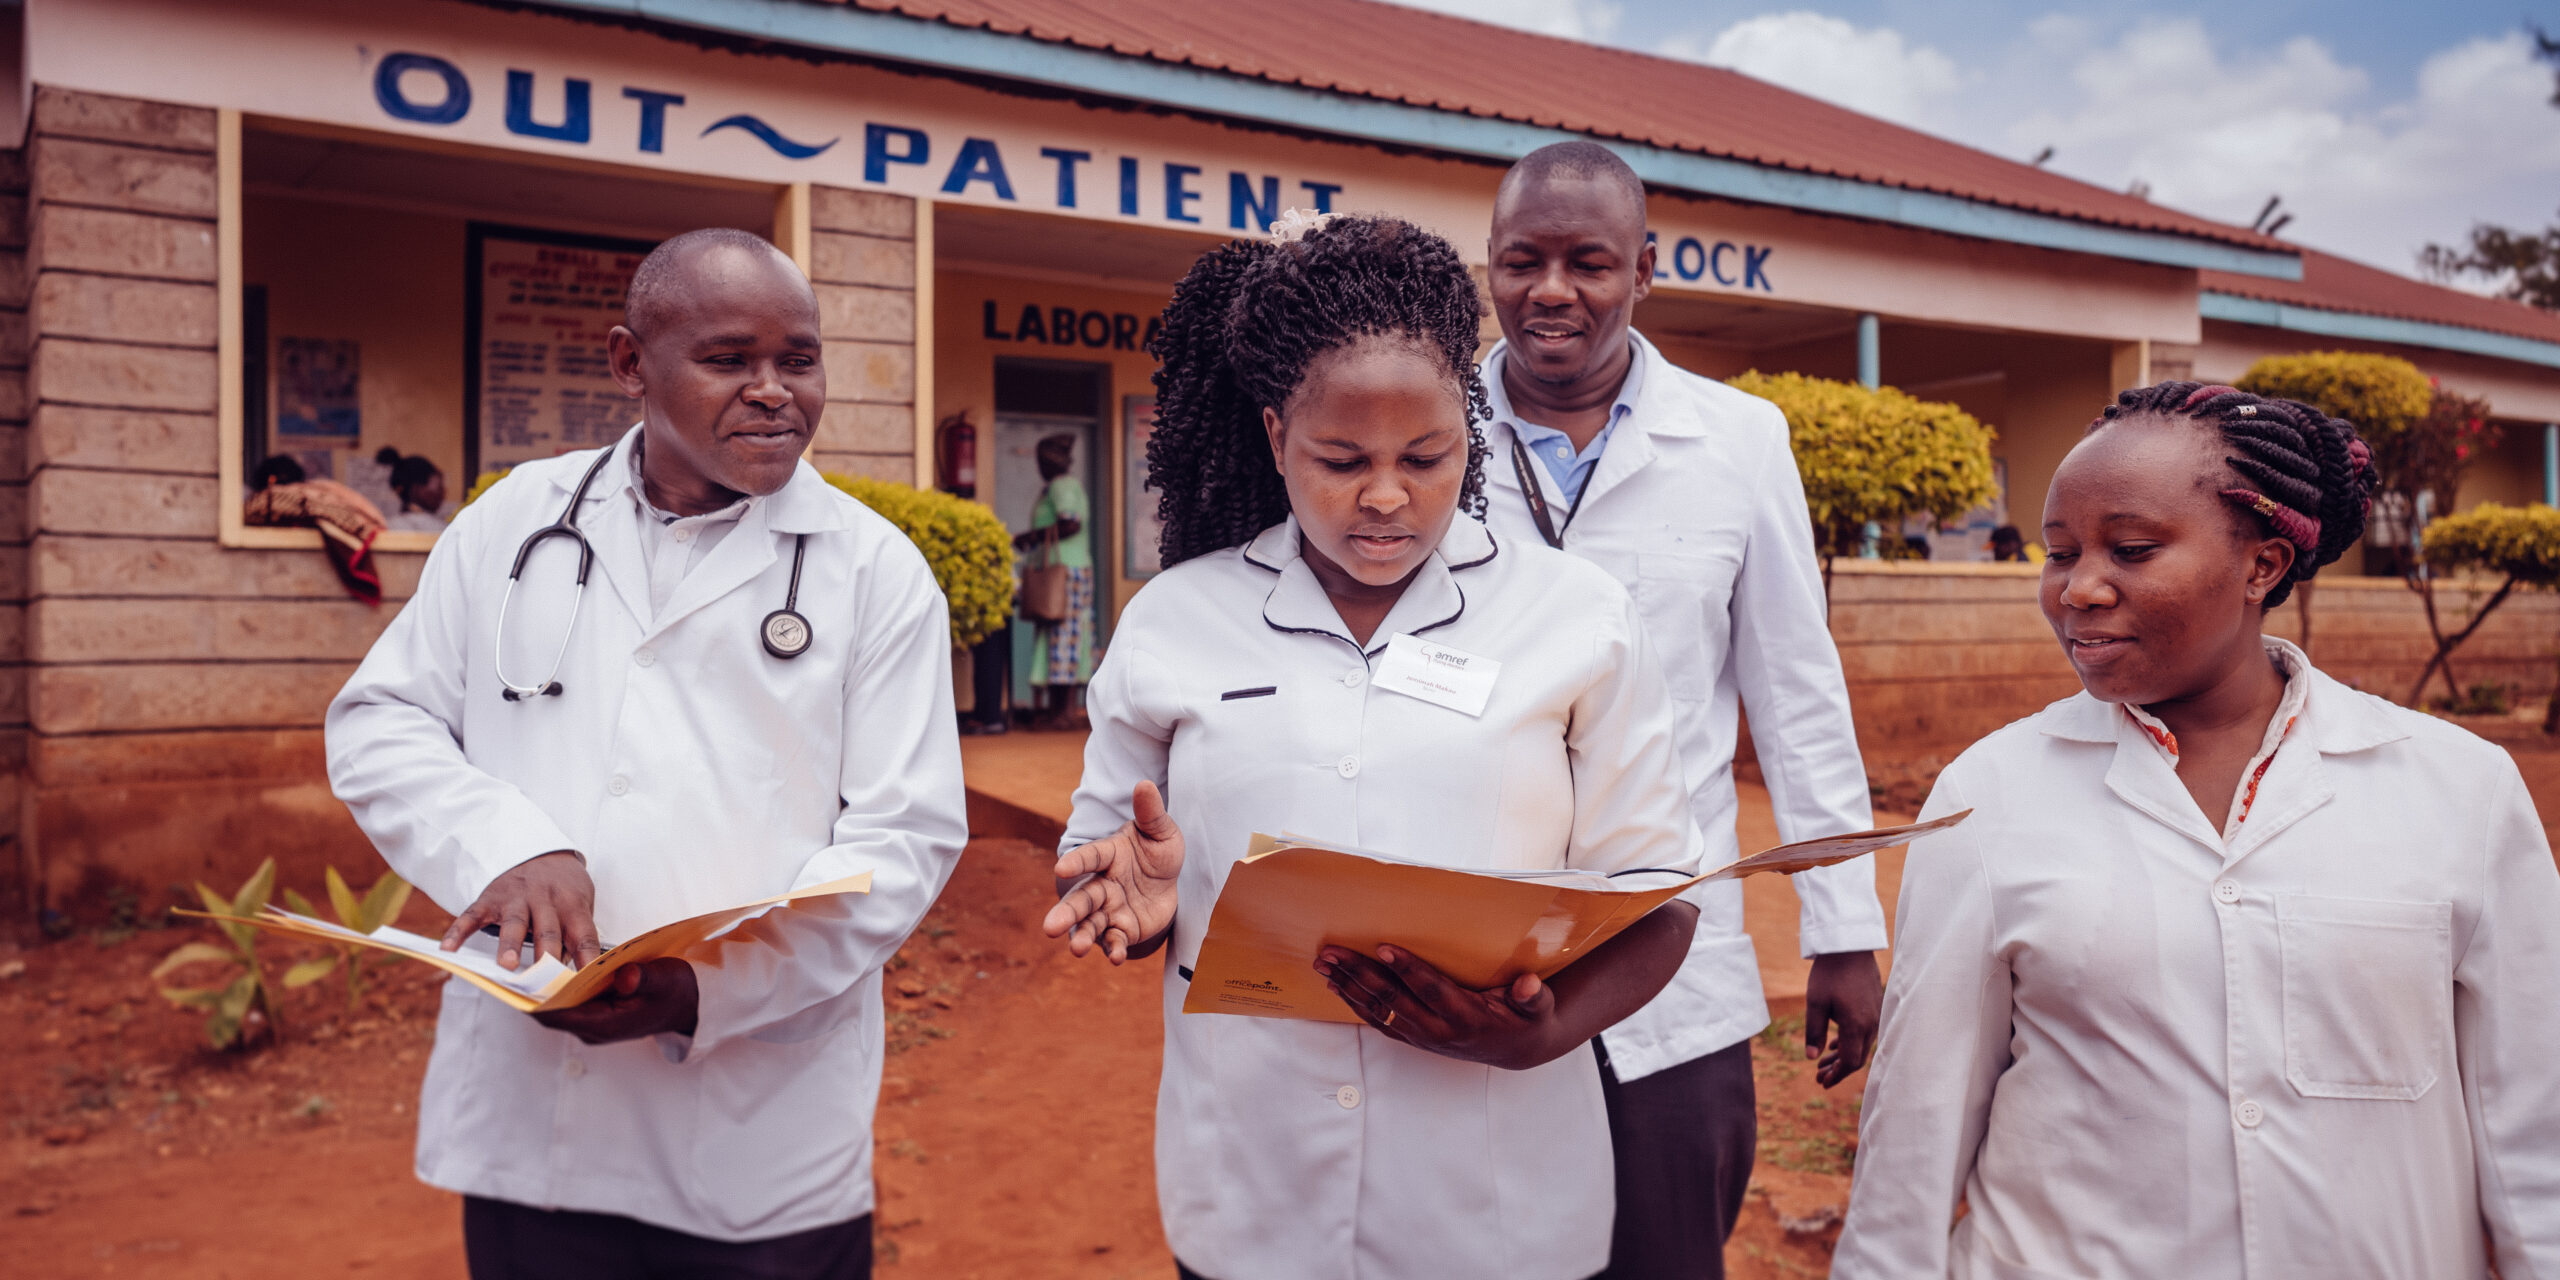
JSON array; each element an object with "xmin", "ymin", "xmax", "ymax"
[
  {"xmin": 14, "ymin": 89, "xmax": 417, "ymax": 919},
  {"xmin": 1828, "ymin": 561, "xmax": 2560, "ymax": 790},
  {"xmin": 807, "ymin": 186, "xmax": 918, "ymax": 483}
]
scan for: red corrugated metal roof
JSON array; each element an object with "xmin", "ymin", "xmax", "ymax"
[
  {"xmin": 805, "ymin": 0, "xmax": 2286, "ymax": 253},
  {"xmin": 2204, "ymin": 248, "xmax": 2560, "ymax": 348}
]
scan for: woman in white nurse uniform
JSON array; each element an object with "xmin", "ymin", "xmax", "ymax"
[
  {"xmin": 1833, "ymin": 382, "xmax": 2560, "ymax": 1279},
  {"xmin": 1042, "ymin": 214, "xmax": 1707, "ymax": 1280}
]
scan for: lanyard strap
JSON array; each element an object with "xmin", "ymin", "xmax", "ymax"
[{"xmin": 1507, "ymin": 434, "xmax": 1585, "ymax": 550}]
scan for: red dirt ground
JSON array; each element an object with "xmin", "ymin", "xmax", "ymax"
[{"xmin": 14, "ymin": 725, "xmax": 2556, "ymax": 1279}]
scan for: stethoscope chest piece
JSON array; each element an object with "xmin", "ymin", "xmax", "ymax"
[{"xmin": 761, "ymin": 608, "xmax": 813, "ymax": 659}]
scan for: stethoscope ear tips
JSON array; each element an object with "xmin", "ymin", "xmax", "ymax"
[{"xmin": 499, "ymin": 682, "xmax": 566, "ymax": 702}]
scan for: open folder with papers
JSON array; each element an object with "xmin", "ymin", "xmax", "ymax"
[
  {"xmin": 1180, "ymin": 814, "xmax": 1969, "ymax": 1022},
  {"xmin": 183, "ymin": 872, "xmax": 873, "ymax": 1013}
]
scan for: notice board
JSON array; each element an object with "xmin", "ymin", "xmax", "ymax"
[{"xmin": 465, "ymin": 224, "xmax": 657, "ymax": 479}]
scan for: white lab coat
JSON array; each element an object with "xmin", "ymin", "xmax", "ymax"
[
  {"xmin": 1833, "ymin": 656, "xmax": 2560, "ymax": 1279},
  {"xmin": 325, "ymin": 425, "xmax": 968, "ymax": 1242},
  {"xmin": 1480, "ymin": 333, "xmax": 1884, "ymax": 1079},
  {"xmin": 1065, "ymin": 515, "xmax": 1704, "ymax": 1280}
]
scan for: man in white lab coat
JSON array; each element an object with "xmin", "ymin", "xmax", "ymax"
[
  {"xmin": 1478, "ymin": 143, "xmax": 1887, "ymax": 1279},
  {"xmin": 327, "ymin": 228, "xmax": 966, "ymax": 1279}
]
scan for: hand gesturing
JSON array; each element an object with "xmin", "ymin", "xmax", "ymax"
[{"xmin": 1042, "ymin": 780, "xmax": 1184, "ymax": 964}]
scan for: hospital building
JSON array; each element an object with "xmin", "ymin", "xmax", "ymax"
[{"xmin": 5, "ymin": 0, "xmax": 2559, "ymax": 912}]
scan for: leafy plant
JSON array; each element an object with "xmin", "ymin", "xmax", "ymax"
[
  {"xmin": 281, "ymin": 866, "xmax": 414, "ymax": 1011},
  {"xmin": 2409, "ymin": 503, "xmax": 2560, "ymax": 712},
  {"xmin": 153, "ymin": 859, "xmax": 296, "ymax": 1050},
  {"xmin": 822, "ymin": 473, "xmax": 1017, "ymax": 646},
  {"xmin": 2233, "ymin": 352, "xmax": 2434, "ymax": 442},
  {"xmin": 1726, "ymin": 371, "xmax": 1999, "ymax": 598}
]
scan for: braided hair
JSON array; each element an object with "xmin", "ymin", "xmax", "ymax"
[
  {"xmin": 1145, "ymin": 214, "xmax": 1491, "ymax": 568},
  {"xmin": 2092, "ymin": 381, "xmax": 2377, "ymax": 609}
]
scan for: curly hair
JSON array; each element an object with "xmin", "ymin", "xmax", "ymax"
[
  {"xmin": 1144, "ymin": 215, "xmax": 1491, "ymax": 567},
  {"xmin": 2093, "ymin": 380, "xmax": 2377, "ymax": 609}
]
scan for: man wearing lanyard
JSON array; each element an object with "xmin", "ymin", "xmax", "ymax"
[
  {"xmin": 327, "ymin": 228, "xmax": 966, "ymax": 1279},
  {"xmin": 1477, "ymin": 143, "xmax": 1887, "ymax": 1279}
]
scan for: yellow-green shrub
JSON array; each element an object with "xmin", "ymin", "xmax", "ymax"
[
  {"xmin": 454, "ymin": 466, "xmax": 1015, "ymax": 646},
  {"xmin": 2234, "ymin": 351, "xmax": 2433, "ymax": 441},
  {"xmin": 1727, "ymin": 370, "xmax": 1999, "ymax": 560},
  {"xmin": 2407, "ymin": 503, "xmax": 2560, "ymax": 709},
  {"xmin": 823, "ymin": 473, "xmax": 1016, "ymax": 647}
]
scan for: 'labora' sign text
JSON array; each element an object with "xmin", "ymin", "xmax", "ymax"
[{"xmin": 373, "ymin": 53, "xmax": 1345, "ymax": 236}]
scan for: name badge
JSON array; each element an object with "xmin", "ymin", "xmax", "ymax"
[{"xmin": 1374, "ymin": 634, "xmax": 1500, "ymax": 718}]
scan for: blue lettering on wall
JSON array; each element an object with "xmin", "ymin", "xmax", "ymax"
[
  {"xmin": 1709, "ymin": 241, "xmax": 1736, "ymax": 286},
  {"xmin": 1673, "ymin": 237, "xmax": 1705, "ymax": 282},
  {"xmin": 703, "ymin": 115, "xmax": 836, "ymax": 159},
  {"xmin": 622, "ymin": 88, "xmax": 684, "ymax": 153},
  {"xmin": 864, "ymin": 124, "xmax": 930, "ymax": 183},
  {"xmin": 942, "ymin": 137, "xmax": 1016, "ymax": 199},
  {"xmin": 1119, "ymin": 157, "xmax": 1141, "ymax": 216},
  {"xmin": 375, "ymin": 53, "xmax": 471, "ymax": 125},
  {"xmin": 1165, "ymin": 163, "xmax": 1203, "ymax": 224},
  {"xmin": 1042, "ymin": 148, "xmax": 1091, "ymax": 208},
  {"xmin": 1299, "ymin": 181, "xmax": 1342, "ymax": 213},
  {"xmin": 1744, "ymin": 245, "xmax": 1774, "ymax": 292},
  {"xmin": 1230, "ymin": 173, "xmax": 1280, "ymax": 231},
  {"xmin": 505, "ymin": 70, "xmax": 590, "ymax": 143}
]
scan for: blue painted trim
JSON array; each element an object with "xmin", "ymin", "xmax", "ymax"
[
  {"xmin": 527, "ymin": 0, "xmax": 2301, "ymax": 279},
  {"xmin": 2200, "ymin": 291, "xmax": 2560, "ymax": 370},
  {"xmin": 2543, "ymin": 423, "xmax": 2556, "ymax": 508},
  {"xmin": 1856, "ymin": 313, "xmax": 1880, "ymax": 388}
]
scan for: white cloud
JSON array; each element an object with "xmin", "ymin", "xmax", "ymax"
[
  {"xmin": 1651, "ymin": 12, "xmax": 2560, "ymax": 279},
  {"xmin": 1372, "ymin": 0, "xmax": 1624, "ymax": 43},
  {"xmin": 1666, "ymin": 11, "xmax": 1965, "ymax": 131}
]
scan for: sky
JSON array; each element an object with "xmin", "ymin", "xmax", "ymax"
[{"xmin": 1382, "ymin": 0, "xmax": 2560, "ymax": 284}]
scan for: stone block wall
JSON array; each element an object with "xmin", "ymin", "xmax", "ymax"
[
  {"xmin": 13, "ymin": 88, "xmax": 416, "ymax": 920},
  {"xmin": 1827, "ymin": 561, "xmax": 2560, "ymax": 790},
  {"xmin": 807, "ymin": 185, "xmax": 918, "ymax": 483}
]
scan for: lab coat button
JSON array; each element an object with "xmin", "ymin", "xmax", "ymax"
[
  {"xmin": 634, "ymin": 650, "xmax": 656, "ymax": 668},
  {"xmin": 2215, "ymin": 880, "xmax": 2241, "ymax": 905},
  {"xmin": 1335, "ymin": 1084, "xmax": 1361, "ymax": 1109},
  {"xmin": 1336, "ymin": 755, "xmax": 1360, "ymax": 779},
  {"xmin": 2235, "ymin": 1099, "xmax": 2263, "ymax": 1128},
  {"xmin": 564, "ymin": 1058, "xmax": 587, "ymax": 1079},
  {"xmin": 607, "ymin": 775, "xmax": 630, "ymax": 797},
  {"xmin": 672, "ymin": 527, "xmax": 694, "ymax": 544},
  {"xmin": 1342, "ymin": 669, "xmax": 1363, "ymax": 688}
]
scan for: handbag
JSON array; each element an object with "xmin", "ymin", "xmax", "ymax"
[{"xmin": 1020, "ymin": 524, "xmax": 1071, "ymax": 623}]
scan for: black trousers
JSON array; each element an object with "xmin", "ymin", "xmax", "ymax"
[
  {"xmin": 966, "ymin": 621, "xmax": 1011, "ymax": 727},
  {"xmin": 1592, "ymin": 1037, "xmax": 1757, "ymax": 1280},
  {"xmin": 463, "ymin": 1196, "xmax": 871, "ymax": 1280}
]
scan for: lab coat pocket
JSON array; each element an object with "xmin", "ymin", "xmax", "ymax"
[
  {"xmin": 688, "ymin": 1019, "xmax": 867, "ymax": 1234},
  {"xmin": 2276, "ymin": 894, "xmax": 2452, "ymax": 1102},
  {"xmin": 1635, "ymin": 550, "xmax": 1737, "ymax": 700}
]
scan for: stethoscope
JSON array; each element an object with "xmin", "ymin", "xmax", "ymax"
[{"xmin": 493, "ymin": 443, "xmax": 814, "ymax": 703}]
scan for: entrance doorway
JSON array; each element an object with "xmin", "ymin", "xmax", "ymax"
[{"xmin": 993, "ymin": 358, "xmax": 1113, "ymax": 712}]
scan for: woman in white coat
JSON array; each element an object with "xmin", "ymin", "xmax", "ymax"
[
  {"xmin": 1041, "ymin": 213, "xmax": 1706, "ymax": 1280},
  {"xmin": 1833, "ymin": 381, "xmax": 2560, "ymax": 1279}
]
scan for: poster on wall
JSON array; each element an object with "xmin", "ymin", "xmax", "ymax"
[
  {"xmin": 466, "ymin": 224, "xmax": 656, "ymax": 478},
  {"xmin": 275, "ymin": 337, "xmax": 361, "ymax": 439},
  {"xmin": 1124, "ymin": 395, "xmax": 1162, "ymax": 579}
]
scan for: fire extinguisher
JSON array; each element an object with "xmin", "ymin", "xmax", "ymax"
[{"xmin": 936, "ymin": 411, "xmax": 978, "ymax": 499}]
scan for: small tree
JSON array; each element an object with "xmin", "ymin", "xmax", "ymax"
[
  {"xmin": 2235, "ymin": 352, "xmax": 2435, "ymax": 655},
  {"xmin": 2407, "ymin": 503, "xmax": 2560, "ymax": 713},
  {"xmin": 822, "ymin": 474, "xmax": 1016, "ymax": 647},
  {"xmin": 1728, "ymin": 371, "xmax": 1998, "ymax": 602}
]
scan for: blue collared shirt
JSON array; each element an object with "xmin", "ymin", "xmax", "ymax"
[{"xmin": 1487, "ymin": 344, "xmax": 1646, "ymax": 507}]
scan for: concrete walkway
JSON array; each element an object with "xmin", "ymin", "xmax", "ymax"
[{"xmin": 959, "ymin": 728, "xmax": 1911, "ymax": 1016}]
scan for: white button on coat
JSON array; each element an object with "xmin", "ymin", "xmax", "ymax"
[
  {"xmin": 1835, "ymin": 647, "xmax": 2560, "ymax": 1279},
  {"xmin": 326, "ymin": 425, "xmax": 968, "ymax": 1244},
  {"xmin": 606, "ymin": 774, "xmax": 629, "ymax": 797},
  {"xmin": 1480, "ymin": 332, "xmax": 1884, "ymax": 1082},
  {"xmin": 1066, "ymin": 514, "xmax": 1704, "ymax": 1280},
  {"xmin": 633, "ymin": 649, "xmax": 655, "ymax": 668},
  {"xmin": 2216, "ymin": 879, "xmax": 2241, "ymax": 904}
]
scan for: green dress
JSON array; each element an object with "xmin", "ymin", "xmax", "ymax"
[{"xmin": 1030, "ymin": 475, "xmax": 1095, "ymax": 685}]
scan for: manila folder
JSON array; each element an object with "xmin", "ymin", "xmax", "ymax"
[
  {"xmin": 186, "ymin": 872, "xmax": 873, "ymax": 1014},
  {"xmin": 1180, "ymin": 812, "xmax": 1967, "ymax": 1024}
]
